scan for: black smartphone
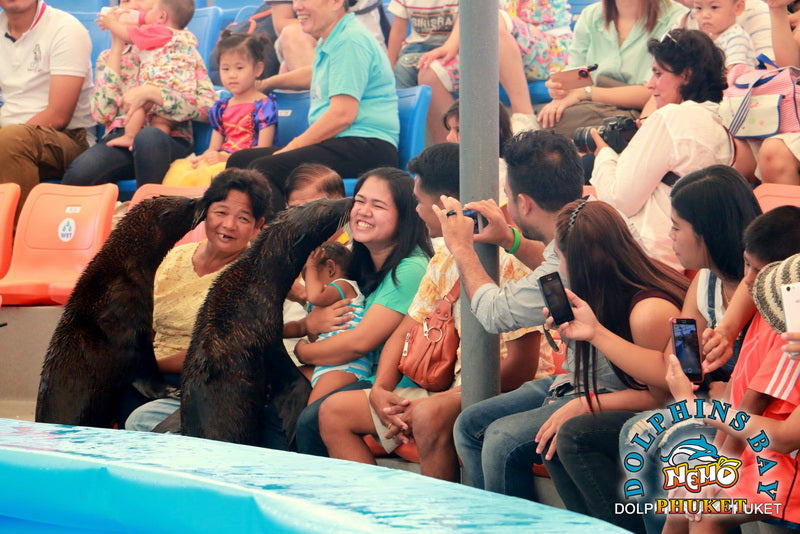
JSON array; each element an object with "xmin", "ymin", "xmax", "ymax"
[
  {"xmin": 462, "ymin": 209, "xmax": 487, "ymax": 234},
  {"xmin": 537, "ymin": 272, "xmax": 574, "ymax": 325},
  {"xmin": 671, "ymin": 318, "xmax": 703, "ymax": 383}
]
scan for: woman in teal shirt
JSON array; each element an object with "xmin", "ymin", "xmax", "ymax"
[{"xmin": 295, "ymin": 167, "xmax": 432, "ymax": 455}]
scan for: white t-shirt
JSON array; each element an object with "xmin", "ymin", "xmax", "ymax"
[
  {"xmin": 0, "ymin": 1, "xmax": 93, "ymax": 129},
  {"xmin": 591, "ymin": 101, "xmax": 734, "ymax": 271},
  {"xmin": 388, "ymin": 0, "xmax": 459, "ymax": 48},
  {"xmin": 714, "ymin": 23, "xmax": 757, "ymax": 68}
]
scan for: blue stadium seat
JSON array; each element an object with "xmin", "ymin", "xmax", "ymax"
[
  {"xmin": 500, "ymin": 80, "xmax": 552, "ymax": 106},
  {"xmin": 273, "ymin": 90, "xmax": 311, "ymax": 147},
  {"xmin": 187, "ymin": 6, "xmax": 224, "ymax": 69},
  {"xmin": 569, "ymin": 0, "xmax": 598, "ymax": 28},
  {"xmin": 234, "ymin": 4, "xmax": 260, "ymax": 24},
  {"xmin": 213, "ymin": 1, "xmax": 259, "ymax": 27},
  {"xmin": 397, "ymin": 85, "xmax": 431, "ymax": 170},
  {"xmin": 71, "ymin": 11, "xmax": 111, "ymax": 69},
  {"xmin": 49, "ymin": 0, "xmax": 105, "ymax": 12}
]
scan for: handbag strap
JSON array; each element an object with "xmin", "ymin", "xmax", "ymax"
[
  {"xmin": 445, "ymin": 279, "xmax": 461, "ymax": 303},
  {"xmin": 728, "ymin": 57, "xmax": 800, "ymax": 136}
]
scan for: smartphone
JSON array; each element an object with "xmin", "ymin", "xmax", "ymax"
[
  {"xmin": 548, "ymin": 64, "xmax": 598, "ymax": 91},
  {"xmin": 780, "ymin": 283, "xmax": 800, "ymax": 333},
  {"xmin": 462, "ymin": 209, "xmax": 487, "ymax": 234},
  {"xmin": 671, "ymin": 318, "xmax": 703, "ymax": 383},
  {"xmin": 538, "ymin": 272, "xmax": 574, "ymax": 325}
]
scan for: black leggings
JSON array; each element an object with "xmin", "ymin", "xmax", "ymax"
[{"xmin": 227, "ymin": 136, "xmax": 398, "ymax": 211}]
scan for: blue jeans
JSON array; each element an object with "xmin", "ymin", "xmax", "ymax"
[
  {"xmin": 619, "ymin": 409, "xmax": 712, "ymax": 534},
  {"xmin": 544, "ymin": 410, "xmax": 646, "ymax": 533},
  {"xmin": 62, "ymin": 127, "xmax": 192, "ymax": 188},
  {"xmin": 454, "ymin": 376, "xmax": 581, "ymax": 499},
  {"xmin": 393, "ymin": 43, "xmax": 436, "ymax": 88},
  {"xmin": 126, "ymin": 397, "xmax": 290, "ymax": 451}
]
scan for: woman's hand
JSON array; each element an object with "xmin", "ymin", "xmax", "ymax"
[
  {"xmin": 782, "ymin": 332, "xmax": 800, "ymax": 360},
  {"xmin": 417, "ymin": 41, "xmax": 458, "ymax": 71},
  {"xmin": 383, "ymin": 398, "xmax": 425, "ymax": 444},
  {"xmin": 535, "ymin": 398, "xmax": 586, "ymax": 460},
  {"xmin": 537, "ymin": 91, "xmax": 582, "ymax": 129},
  {"xmin": 544, "ymin": 288, "xmax": 599, "ymax": 343},
  {"xmin": 122, "ymin": 84, "xmax": 160, "ymax": 116},
  {"xmin": 589, "ymin": 128, "xmax": 610, "ymax": 156},
  {"xmin": 432, "ymin": 196, "xmax": 476, "ymax": 256},
  {"xmin": 304, "ymin": 298, "xmax": 353, "ymax": 336},
  {"xmin": 465, "ymin": 199, "xmax": 516, "ymax": 249},
  {"xmin": 701, "ymin": 324, "xmax": 736, "ymax": 373},
  {"xmin": 369, "ymin": 386, "xmax": 411, "ymax": 434},
  {"xmin": 665, "ymin": 353, "xmax": 699, "ymax": 404},
  {"xmin": 545, "ymin": 76, "xmax": 570, "ymax": 100}
]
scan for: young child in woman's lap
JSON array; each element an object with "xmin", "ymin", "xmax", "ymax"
[
  {"xmin": 101, "ymin": 0, "xmax": 203, "ymax": 148},
  {"xmin": 301, "ymin": 242, "xmax": 370, "ymax": 404},
  {"xmin": 163, "ymin": 31, "xmax": 277, "ymax": 186}
]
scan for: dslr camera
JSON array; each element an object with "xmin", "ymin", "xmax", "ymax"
[{"xmin": 573, "ymin": 115, "xmax": 638, "ymax": 154}]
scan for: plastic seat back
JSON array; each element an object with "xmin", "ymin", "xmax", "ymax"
[
  {"xmin": 71, "ymin": 10, "xmax": 112, "ymax": 68},
  {"xmin": 754, "ymin": 183, "xmax": 800, "ymax": 212},
  {"xmin": 0, "ymin": 183, "xmax": 21, "ymax": 279},
  {"xmin": 188, "ymin": 6, "xmax": 224, "ymax": 69},
  {"xmin": 397, "ymin": 85, "xmax": 431, "ymax": 170},
  {"xmin": 47, "ymin": 0, "xmax": 104, "ymax": 11},
  {"xmin": 273, "ymin": 90, "xmax": 311, "ymax": 147},
  {"xmin": 582, "ymin": 185, "xmax": 597, "ymax": 198},
  {"xmin": 234, "ymin": 4, "xmax": 260, "ymax": 23},
  {"xmin": 129, "ymin": 184, "xmax": 208, "ymax": 246},
  {"xmin": 0, "ymin": 183, "xmax": 118, "ymax": 305}
]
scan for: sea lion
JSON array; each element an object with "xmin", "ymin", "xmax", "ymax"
[
  {"xmin": 162, "ymin": 197, "xmax": 351, "ymax": 446},
  {"xmin": 36, "ymin": 196, "xmax": 206, "ymax": 427}
]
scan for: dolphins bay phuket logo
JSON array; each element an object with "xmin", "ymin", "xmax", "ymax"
[{"xmin": 617, "ymin": 400, "xmax": 783, "ymax": 517}]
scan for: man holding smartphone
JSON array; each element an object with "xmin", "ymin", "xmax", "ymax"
[{"xmin": 434, "ymin": 130, "xmax": 643, "ymax": 497}]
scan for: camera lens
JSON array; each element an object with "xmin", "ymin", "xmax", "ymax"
[{"xmin": 572, "ymin": 127, "xmax": 596, "ymax": 153}]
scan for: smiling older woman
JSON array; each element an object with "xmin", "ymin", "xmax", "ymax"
[{"xmin": 123, "ymin": 168, "xmax": 271, "ymax": 430}]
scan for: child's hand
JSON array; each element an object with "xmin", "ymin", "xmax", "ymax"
[
  {"xmin": 188, "ymin": 154, "xmax": 202, "ymax": 169},
  {"xmin": 701, "ymin": 325, "xmax": 736, "ymax": 373},
  {"xmin": 782, "ymin": 332, "xmax": 800, "ymax": 360},
  {"xmin": 200, "ymin": 150, "xmax": 225, "ymax": 166},
  {"xmin": 305, "ymin": 247, "xmax": 325, "ymax": 269}
]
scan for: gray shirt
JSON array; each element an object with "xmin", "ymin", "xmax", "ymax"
[{"xmin": 470, "ymin": 202, "xmax": 644, "ymax": 394}]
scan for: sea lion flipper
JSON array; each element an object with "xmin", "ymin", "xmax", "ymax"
[
  {"xmin": 152, "ymin": 408, "xmax": 181, "ymax": 433},
  {"xmin": 265, "ymin": 344, "xmax": 312, "ymax": 446}
]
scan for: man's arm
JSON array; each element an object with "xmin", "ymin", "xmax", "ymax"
[{"xmin": 26, "ymin": 75, "xmax": 85, "ymax": 130}]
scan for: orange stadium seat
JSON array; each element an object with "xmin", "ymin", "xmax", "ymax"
[
  {"xmin": 582, "ymin": 185, "xmax": 597, "ymax": 198},
  {"xmin": 754, "ymin": 183, "xmax": 800, "ymax": 212},
  {"xmin": 0, "ymin": 183, "xmax": 21, "ymax": 280},
  {"xmin": 0, "ymin": 183, "xmax": 118, "ymax": 306},
  {"xmin": 128, "ymin": 184, "xmax": 208, "ymax": 246}
]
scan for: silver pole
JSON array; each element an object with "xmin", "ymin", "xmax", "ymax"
[{"xmin": 459, "ymin": 1, "xmax": 500, "ymax": 410}]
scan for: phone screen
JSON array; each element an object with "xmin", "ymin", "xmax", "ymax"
[
  {"xmin": 538, "ymin": 272, "xmax": 574, "ymax": 325},
  {"xmin": 671, "ymin": 318, "xmax": 703, "ymax": 382}
]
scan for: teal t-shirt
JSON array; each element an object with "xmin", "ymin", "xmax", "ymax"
[
  {"xmin": 309, "ymin": 13, "xmax": 400, "ymax": 147},
  {"xmin": 362, "ymin": 247, "xmax": 429, "ymax": 381}
]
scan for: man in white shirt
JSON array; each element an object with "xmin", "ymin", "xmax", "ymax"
[{"xmin": 0, "ymin": 0, "xmax": 93, "ymax": 222}]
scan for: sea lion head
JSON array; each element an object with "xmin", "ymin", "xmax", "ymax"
[
  {"xmin": 254, "ymin": 196, "xmax": 352, "ymax": 272},
  {"xmin": 113, "ymin": 195, "xmax": 206, "ymax": 259}
]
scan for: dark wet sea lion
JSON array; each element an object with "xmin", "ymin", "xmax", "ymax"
[
  {"xmin": 166, "ymin": 197, "xmax": 352, "ymax": 446},
  {"xmin": 36, "ymin": 196, "xmax": 206, "ymax": 427}
]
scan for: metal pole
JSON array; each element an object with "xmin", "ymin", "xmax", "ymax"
[{"xmin": 459, "ymin": 1, "xmax": 499, "ymax": 410}]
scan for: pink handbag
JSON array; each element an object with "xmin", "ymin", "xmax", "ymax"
[{"xmin": 721, "ymin": 55, "xmax": 800, "ymax": 138}]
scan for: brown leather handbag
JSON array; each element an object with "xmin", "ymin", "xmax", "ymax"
[{"xmin": 398, "ymin": 280, "xmax": 460, "ymax": 391}]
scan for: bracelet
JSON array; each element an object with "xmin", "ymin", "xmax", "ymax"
[{"xmin": 505, "ymin": 226, "xmax": 521, "ymax": 255}]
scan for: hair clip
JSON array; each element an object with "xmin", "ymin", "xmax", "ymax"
[{"xmin": 567, "ymin": 199, "xmax": 589, "ymax": 230}]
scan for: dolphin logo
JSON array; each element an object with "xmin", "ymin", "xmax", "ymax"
[{"xmin": 660, "ymin": 435, "xmax": 718, "ymax": 466}]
